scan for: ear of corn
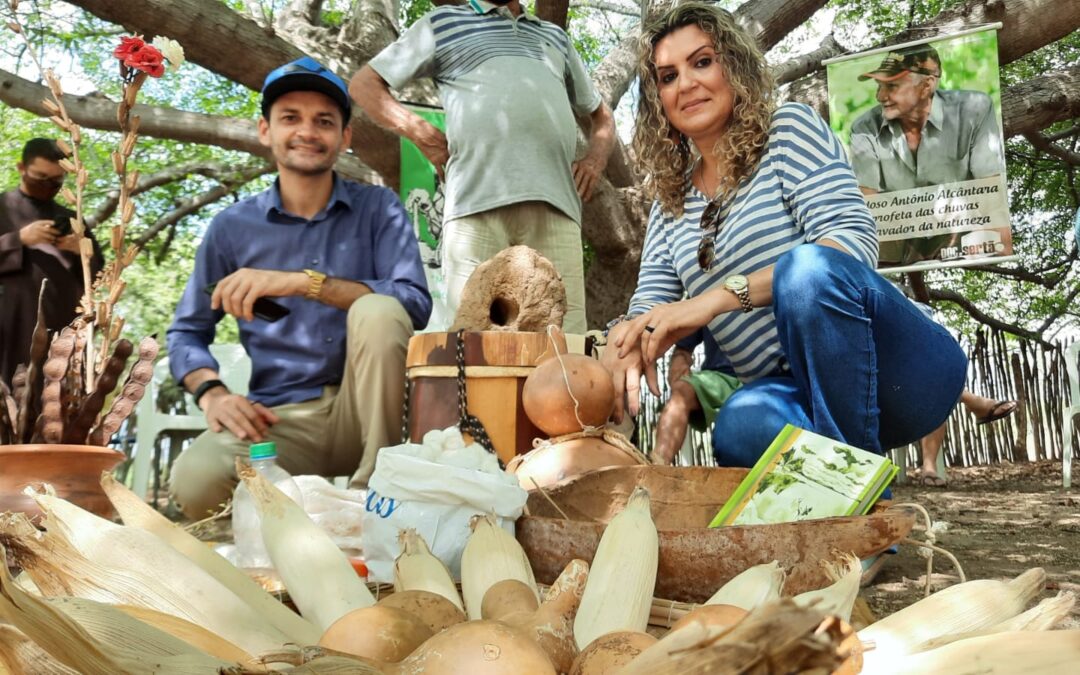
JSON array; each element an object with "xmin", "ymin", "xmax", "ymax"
[
  {"xmin": 9, "ymin": 493, "xmax": 289, "ymax": 655},
  {"xmin": 100, "ymin": 473, "xmax": 320, "ymax": 645},
  {"xmin": 792, "ymin": 553, "xmax": 861, "ymax": 622},
  {"xmin": 573, "ymin": 486, "xmax": 659, "ymax": 650},
  {"xmin": 393, "ymin": 529, "xmax": 465, "ymax": 613},
  {"xmin": 460, "ymin": 513, "xmax": 539, "ymax": 620},
  {"xmin": 859, "ymin": 567, "xmax": 1046, "ymax": 669},
  {"xmin": 237, "ymin": 460, "xmax": 375, "ymax": 632},
  {"xmin": 705, "ymin": 561, "xmax": 786, "ymax": 611},
  {"xmin": 890, "ymin": 630, "xmax": 1080, "ymax": 675},
  {"xmin": 912, "ymin": 591, "xmax": 1076, "ymax": 653}
]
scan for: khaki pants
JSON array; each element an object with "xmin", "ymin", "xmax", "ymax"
[
  {"xmin": 442, "ymin": 201, "xmax": 587, "ymax": 333},
  {"xmin": 169, "ymin": 294, "xmax": 412, "ymax": 518}
]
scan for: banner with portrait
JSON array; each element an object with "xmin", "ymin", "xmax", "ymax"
[
  {"xmin": 400, "ymin": 103, "xmax": 451, "ymax": 331},
  {"xmin": 824, "ymin": 25, "xmax": 1013, "ymax": 272}
]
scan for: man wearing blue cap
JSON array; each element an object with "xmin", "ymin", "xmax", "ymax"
[
  {"xmin": 349, "ymin": 0, "xmax": 615, "ymax": 334},
  {"xmin": 167, "ymin": 56, "xmax": 432, "ymax": 518},
  {"xmin": 849, "ymin": 44, "xmax": 1005, "ymax": 264}
]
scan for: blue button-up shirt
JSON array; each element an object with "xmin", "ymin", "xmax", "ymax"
[{"xmin": 167, "ymin": 175, "xmax": 432, "ymax": 407}]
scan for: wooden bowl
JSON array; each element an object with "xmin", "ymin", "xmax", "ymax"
[{"xmin": 0, "ymin": 444, "xmax": 124, "ymax": 522}]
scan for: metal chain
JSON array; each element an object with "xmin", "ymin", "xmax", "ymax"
[{"xmin": 454, "ymin": 329, "xmax": 500, "ymax": 465}]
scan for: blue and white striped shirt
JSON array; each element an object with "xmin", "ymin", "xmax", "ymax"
[{"xmin": 628, "ymin": 103, "xmax": 878, "ymax": 383}]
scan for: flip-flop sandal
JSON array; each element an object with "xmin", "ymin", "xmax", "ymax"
[
  {"xmin": 917, "ymin": 473, "xmax": 948, "ymax": 488},
  {"xmin": 976, "ymin": 400, "xmax": 1018, "ymax": 425}
]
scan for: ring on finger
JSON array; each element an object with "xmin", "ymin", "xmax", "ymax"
[{"xmin": 644, "ymin": 325, "xmax": 656, "ymax": 333}]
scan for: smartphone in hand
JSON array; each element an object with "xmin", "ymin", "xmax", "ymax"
[
  {"xmin": 204, "ymin": 283, "xmax": 290, "ymax": 322},
  {"xmin": 53, "ymin": 215, "xmax": 73, "ymax": 236}
]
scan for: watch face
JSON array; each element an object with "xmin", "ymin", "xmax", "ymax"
[{"xmin": 724, "ymin": 275, "xmax": 748, "ymax": 292}]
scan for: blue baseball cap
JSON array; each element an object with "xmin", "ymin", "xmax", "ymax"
[{"xmin": 261, "ymin": 56, "xmax": 351, "ymax": 121}]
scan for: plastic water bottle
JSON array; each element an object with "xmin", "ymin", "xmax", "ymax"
[{"xmin": 231, "ymin": 442, "xmax": 305, "ymax": 570}]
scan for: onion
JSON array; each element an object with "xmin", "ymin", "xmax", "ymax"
[
  {"xmin": 570, "ymin": 631, "xmax": 658, "ymax": 675},
  {"xmin": 376, "ymin": 590, "xmax": 465, "ymax": 634},
  {"xmin": 523, "ymin": 354, "xmax": 615, "ymax": 436},
  {"xmin": 318, "ymin": 605, "xmax": 433, "ymax": 662},
  {"xmin": 506, "ymin": 437, "xmax": 640, "ymax": 490},
  {"xmin": 394, "ymin": 619, "xmax": 556, "ymax": 674}
]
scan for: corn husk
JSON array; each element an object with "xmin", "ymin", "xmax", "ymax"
[
  {"xmin": 393, "ymin": 529, "xmax": 464, "ymax": 613},
  {"xmin": 237, "ymin": 460, "xmax": 375, "ymax": 631},
  {"xmin": 0, "ymin": 624, "xmax": 79, "ymax": 675},
  {"xmin": 859, "ymin": 567, "xmax": 1046, "ymax": 669},
  {"xmin": 883, "ymin": 630, "xmax": 1080, "ymax": 674},
  {"xmin": 0, "ymin": 546, "xmax": 237, "ymax": 675},
  {"xmin": 792, "ymin": 553, "xmax": 862, "ymax": 621},
  {"xmin": 101, "ymin": 473, "xmax": 320, "ymax": 645},
  {"xmin": 704, "ymin": 561, "xmax": 786, "ymax": 611},
  {"xmin": 573, "ymin": 486, "xmax": 658, "ymax": 650},
  {"xmin": 460, "ymin": 513, "xmax": 539, "ymax": 621},
  {"xmin": 2, "ymin": 498, "xmax": 288, "ymax": 656},
  {"xmin": 912, "ymin": 591, "xmax": 1076, "ymax": 652}
]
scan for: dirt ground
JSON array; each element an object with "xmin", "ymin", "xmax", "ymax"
[{"xmin": 862, "ymin": 459, "xmax": 1080, "ymax": 627}]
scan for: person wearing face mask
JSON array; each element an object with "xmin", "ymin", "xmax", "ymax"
[{"xmin": 0, "ymin": 138, "xmax": 103, "ymax": 386}]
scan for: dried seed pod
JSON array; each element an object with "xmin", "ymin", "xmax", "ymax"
[
  {"xmin": 16, "ymin": 282, "xmax": 51, "ymax": 443},
  {"xmin": 40, "ymin": 330, "xmax": 76, "ymax": 443},
  {"xmin": 42, "ymin": 99, "xmax": 61, "ymax": 115},
  {"xmin": 69, "ymin": 124, "xmax": 81, "ymax": 144},
  {"xmin": 65, "ymin": 339, "xmax": 133, "ymax": 445},
  {"xmin": 56, "ymin": 138, "xmax": 72, "ymax": 156},
  {"xmin": 90, "ymin": 336, "xmax": 157, "ymax": 446},
  {"xmin": 7, "ymin": 20, "xmax": 21, "ymax": 33},
  {"xmin": 60, "ymin": 187, "xmax": 77, "ymax": 204},
  {"xmin": 112, "ymin": 151, "xmax": 124, "ymax": 175},
  {"xmin": 57, "ymin": 157, "xmax": 76, "ymax": 172}
]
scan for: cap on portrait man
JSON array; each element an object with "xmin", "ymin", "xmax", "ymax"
[{"xmin": 858, "ymin": 45, "xmax": 942, "ymax": 82}]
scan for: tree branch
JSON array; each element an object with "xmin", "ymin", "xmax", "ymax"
[
  {"xmin": 570, "ymin": 0, "xmax": 640, "ymax": 18},
  {"xmin": 1024, "ymin": 131, "xmax": 1080, "ymax": 166},
  {"xmin": 1002, "ymin": 66, "xmax": 1080, "ymax": 139},
  {"xmin": 928, "ymin": 287, "xmax": 1051, "ymax": 345},
  {"xmin": 284, "ymin": 0, "xmax": 323, "ymax": 26},
  {"xmin": 133, "ymin": 164, "xmax": 274, "ymax": 248},
  {"xmin": 537, "ymin": 0, "xmax": 571, "ymax": 28},
  {"xmin": 0, "ymin": 67, "xmax": 378, "ymax": 182},
  {"xmin": 774, "ymin": 33, "xmax": 841, "ymax": 85},
  {"xmin": 87, "ymin": 160, "xmax": 273, "ymax": 227}
]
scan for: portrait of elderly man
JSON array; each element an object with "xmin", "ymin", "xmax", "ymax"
[{"xmin": 849, "ymin": 45, "xmax": 1006, "ymax": 264}]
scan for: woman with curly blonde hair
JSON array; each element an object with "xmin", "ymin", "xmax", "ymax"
[{"xmin": 604, "ymin": 2, "xmax": 968, "ymax": 468}]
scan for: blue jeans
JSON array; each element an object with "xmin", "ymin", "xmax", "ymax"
[{"xmin": 712, "ymin": 245, "xmax": 967, "ymax": 468}]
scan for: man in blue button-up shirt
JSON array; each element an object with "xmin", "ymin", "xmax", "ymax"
[{"xmin": 167, "ymin": 57, "xmax": 432, "ymax": 518}]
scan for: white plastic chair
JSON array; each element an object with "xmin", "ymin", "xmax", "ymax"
[
  {"xmin": 1062, "ymin": 341, "xmax": 1080, "ymax": 489},
  {"xmin": 131, "ymin": 344, "xmax": 251, "ymax": 500}
]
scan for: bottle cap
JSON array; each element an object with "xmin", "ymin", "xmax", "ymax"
[{"xmin": 249, "ymin": 442, "xmax": 277, "ymax": 460}]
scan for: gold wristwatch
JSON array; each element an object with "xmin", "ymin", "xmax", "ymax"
[
  {"xmin": 723, "ymin": 274, "xmax": 753, "ymax": 313},
  {"xmin": 302, "ymin": 268, "xmax": 326, "ymax": 300}
]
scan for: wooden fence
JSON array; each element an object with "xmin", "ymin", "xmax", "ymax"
[{"xmin": 635, "ymin": 328, "xmax": 1076, "ymax": 470}]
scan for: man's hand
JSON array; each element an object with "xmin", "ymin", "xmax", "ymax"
[
  {"xmin": 413, "ymin": 120, "xmax": 450, "ymax": 181},
  {"xmin": 200, "ymin": 387, "xmax": 280, "ymax": 442},
  {"xmin": 572, "ymin": 155, "xmax": 604, "ymax": 202},
  {"xmin": 602, "ymin": 320, "xmax": 646, "ymax": 423},
  {"xmin": 55, "ymin": 234, "xmax": 82, "ymax": 254},
  {"xmin": 211, "ymin": 268, "xmax": 306, "ymax": 322},
  {"xmin": 19, "ymin": 220, "xmax": 61, "ymax": 247}
]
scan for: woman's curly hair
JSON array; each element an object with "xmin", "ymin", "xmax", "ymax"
[{"xmin": 632, "ymin": 2, "xmax": 775, "ymax": 216}]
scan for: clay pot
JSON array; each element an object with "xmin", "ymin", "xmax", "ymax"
[
  {"xmin": 0, "ymin": 444, "xmax": 124, "ymax": 522},
  {"xmin": 506, "ymin": 437, "xmax": 641, "ymax": 490}
]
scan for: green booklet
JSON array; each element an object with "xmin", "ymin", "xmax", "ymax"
[{"xmin": 709, "ymin": 424, "xmax": 899, "ymax": 527}]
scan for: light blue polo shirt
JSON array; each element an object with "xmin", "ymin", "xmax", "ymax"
[{"xmin": 369, "ymin": 0, "xmax": 602, "ymax": 224}]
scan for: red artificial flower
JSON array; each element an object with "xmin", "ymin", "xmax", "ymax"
[{"xmin": 113, "ymin": 36, "xmax": 165, "ymax": 78}]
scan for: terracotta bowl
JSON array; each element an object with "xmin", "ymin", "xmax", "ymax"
[{"xmin": 0, "ymin": 444, "xmax": 124, "ymax": 522}]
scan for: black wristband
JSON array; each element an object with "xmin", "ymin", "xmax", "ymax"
[{"xmin": 192, "ymin": 379, "xmax": 227, "ymax": 407}]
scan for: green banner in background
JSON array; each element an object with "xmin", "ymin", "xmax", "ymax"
[{"xmin": 400, "ymin": 105, "xmax": 450, "ymax": 331}]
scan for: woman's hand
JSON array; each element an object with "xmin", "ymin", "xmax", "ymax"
[
  {"xmin": 614, "ymin": 292, "xmax": 723, "ymax": 396},
  {"xmin": 602, "ymin": 320, "xmax": 646, "ymax": 423}
]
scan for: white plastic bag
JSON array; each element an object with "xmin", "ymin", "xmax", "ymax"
[
  {"xmin": 362, "ymin": 431, "xmax": 528, "ymax": 583},
  {"xmin": 292, "ymin": 475, "xmax": 365, "ymax": 553}
]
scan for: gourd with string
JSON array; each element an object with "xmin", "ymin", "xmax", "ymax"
[{"xmin": 522, "ymin": 340, "xmax": 615, "ymax": 437}]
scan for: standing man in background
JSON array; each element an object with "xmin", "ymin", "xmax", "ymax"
[
  {"xmin": 350, "ymin": 0, "xmax": 616, "ymax": 333},
  {"xmin": 0, "ymin": 138, "xmax": 102, "ymax": 385}
]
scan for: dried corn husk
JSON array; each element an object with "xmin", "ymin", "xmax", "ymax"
[
  {"xmin": 573, "ymin": 486, "xmax": 658, "ymax": 650},
  {"xmin": 882, "ymin": 630, "xmax": 1080, "ymax": 674},
  {"xmin": 859, "ymin": 567, "xmax": 1046, "ymax": 670},
  {"xmin": 0, "ymin": 624, "xmax": 79, "ymax": 675},
  {"xmin": 100, "ymin": 474, "xmax": 320, "ymax": 645},
  {"xmin": 912, "ymin": 591, "xmax": 1076, "ymax": 652},
  {"xmin": 460, "ymin": 513, "xmax": 539, "ymax": 621},
  {"xmin": 704, "ymin": 561, "xmax": 786, "ymax": 611},
  {"xmin": 3, "ymin": 496, "xmax": 289, "ymax": 656},
  {"xmin": 393, "ymin": 529, "xmax": 464, "ymax": 613},
  {"xmin": 237, "ymin": 460, "xmax": 375, "ymax": 632},
  {"xmin": 0, "ymin": 546, "xmax": 237, "ymax": 675},
  {"xmin": 792, "ymin": 553, "xmax": 862, "ymax": 621}
]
